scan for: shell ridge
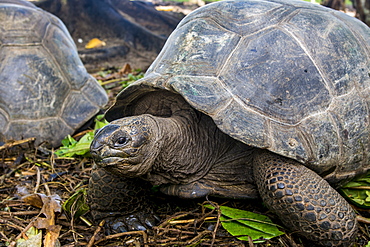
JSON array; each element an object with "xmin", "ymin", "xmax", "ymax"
[
  {"xmin": 287, "ymin": 87, "xmax": 366, "ymax": 129},
  {"xmin": 295, "ymin": 124, "xmax": 316, "ymax": 163},
  {"xmin": 212, "ymin": 97, "xmax": 234, "ymax": 117},
  {"xmin": 274, "ymin": 6, "xmax": 300, "ymax": 25},
  {"xmin": 327, "ymin": 111, "xmax": 344, "ymax": 165},
  {"xmin": 216, "ymin": 35, "xmax": 243, "ymax": 78},
  {"xmin": 0, "ymin": 107, "xmax": 10, "ymax": 132},
  {"xmin": 278, "ymin": 25, "xmax": 335, "ymax": 98},
  {"xmin": 265, "ymin": 118, "xmax": 274, "ymax": 150},
  {"xmin": 42, "ymin": 22, "xmax": 68, "ymax": 86},
  {"xmin": 206, "ymin": 5, "xmax": 285, "ymax": 35},
  {"xmin": 331, "ymin": 12, "xmax": 370, "ymax": 59},
  {"xmin": 327, "ymin": 89, "xmax": 370, "ymax": 174}
]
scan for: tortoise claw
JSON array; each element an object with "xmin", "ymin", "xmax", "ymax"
[
  {"xmin": 125, "ymin": 214, "xmax": 148, "ymax": 231},
  {"xmin": 103, "ymin": 213, "xmax": 158, "ymax": 234},
  {"xmin": 109, "ymin": 220, "xmax": 128, "ymax": 233}
]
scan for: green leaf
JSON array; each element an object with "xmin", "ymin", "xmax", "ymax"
[
  {"xmin": 205, "ymin": 205, "xmax": 284, "ymax": 243},
  {"xmin": 356, "ymin": 177, "xmax": 370, "ymax": 184},
  {"xmin": 61, "ymin": 136, "xmax": 71, "ymax": 147},
  {"xmin": 54, "ymin": 134, "xmax": 93, "ymax": 157},
  {"xmin": 341, "ymin": 181, "xmax": 364, "ymax": 188},
  {"xmin": 120, "ymin": 72, "xmax": 144, "ymax": 88},
  {"xmin": 94, "ymin": 114, "xmax": 109, "ymax": 129},
  {"xmin": 62, "ymin": 188, "xmax": 89, "ymax": 220},
  {"xmin": 341, "ymin": 170, "xmax": 370, "ymax": 208},
  {"xmin": 54, "ymin": 115, "xmax": 109, "ymax": 157}
]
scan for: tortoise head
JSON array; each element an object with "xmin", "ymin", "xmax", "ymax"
[{"xmin": 90, "ymin": 115, "xmax": 159, "ymax": 177}]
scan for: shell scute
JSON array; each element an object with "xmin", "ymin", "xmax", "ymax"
[
  {"xmin": 213, "ymin": 100, "xmax": 269, "ymax": 148},
  {"xmin": 0, "ymin": 4, "xmax": 48, "ymax": 45},
  {"xmin": 61, "ymin": 91, "xmax": 101, "ymax": 129},
  {"xmin": 181, "ymin": 0, "xmax": 288, "ymax": 36},
  {"xmin": 43, "ymin": 23, "xmax": 88, "ymax": 89},
  {"xmin": 149, "ymin": 19, "xmax": 240, "ymax": 77},
  {"xmin": 298, "ymin": 114, "xmax": 340, "ymax": 173},
  {"xmin": 329, "ymin": 94, "xmax": 370, "ymax": 170},
  {"xmin": 283, "ymin": 9, "xmax": 370, "ymax": 97},
  {"xmin": 268, "ymin": 120, "xmax": 310, "ymax": 164},
  {"xmin": 168, "ymin": 76, "xmax": 230, "ymax": 115},
  {"xmin": 220, "ymin": 28, "xmax": 330, "ymax": 125},
  {"xmin": 0, "ymin": 47, "xmax": 69, "ymax": 120}
]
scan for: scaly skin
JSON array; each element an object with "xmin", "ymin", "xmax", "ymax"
[
  {"xmin": 88, "ymin": 167, "xmax": 156, "ymax": 232},
  {"xmin": 253, "ymin": 150, "xmax": 357, "ymax": 246}
]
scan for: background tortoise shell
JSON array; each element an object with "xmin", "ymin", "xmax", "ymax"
[
  {"xmin": 106, "ymin": 0, "xmax": 370, "ymax": 186},
  {"xmin": 0, "ymin": 0, "xmax": 108, "ymax": 147}
]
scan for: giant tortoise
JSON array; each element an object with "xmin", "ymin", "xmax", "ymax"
[
  {"xmin": 89, "ymin": 0, "xmax": 370, "ymax": 245},
  {"xmin": 0, "ymin": 0, "xmax": 108, "ymax": 147}
]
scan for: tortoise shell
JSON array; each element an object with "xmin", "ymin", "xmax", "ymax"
[
  {"xmin": 106, "ymin": 0, "xmax": 370, "ymax": 185},
  {"xmin": 0, "ymin": 0, "xmax": 108, "ymax": 147}
]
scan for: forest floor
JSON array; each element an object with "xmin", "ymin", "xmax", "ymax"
[{"xmin": 1, "ymin": 67, "xmax": 370, "ymax": 247}]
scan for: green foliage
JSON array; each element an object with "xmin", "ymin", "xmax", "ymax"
[
  {"xmin": 96, "ymin": 69, "xmax": 114, "ymax": 78},
  {"xmin": 54, "ymin": 115, "xmax": 108, "ymax": 157},
  {"xmin": 120, "ymin": 72, "xmax": 144, "ymax": 88},
  {"xmin": 205, "ymin": 204, "xmax": 284, "ymax": 243},
  {"xmin": 62, "ymin": 188, "xmax": 90, "ymax": 220},
  {"xmin": 55, "ymin": 134, "xmax": 94, "ymax": 157},
  {"xmin": 341, "ymin": 171, "xmax": 370, "ymax": 208}
]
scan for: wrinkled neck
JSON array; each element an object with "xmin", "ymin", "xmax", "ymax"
[{"xmin": 144, "ymin": 112, "xmax": 221, "ymax": 186}]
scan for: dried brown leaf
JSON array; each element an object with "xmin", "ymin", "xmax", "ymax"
[
  {"xmin": 22, "ymin": 193, "xmax": 62, "ymax": 247},
  {"xmin": 22, "ymin": 194, "xmax": 44, "ymax": 208}
]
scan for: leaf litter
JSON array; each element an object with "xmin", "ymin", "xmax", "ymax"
[{"xmin": 1, "ymin": 65, "xmax": 370, "ymax": 246}]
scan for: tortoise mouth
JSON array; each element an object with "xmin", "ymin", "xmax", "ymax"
[
  {"xmin": 97, "ymin": 156, "xmax": 150, "ymax": 177},
  {"xmin": 97, "ymin": 157, "xmax": 136, "ymax": 168}
]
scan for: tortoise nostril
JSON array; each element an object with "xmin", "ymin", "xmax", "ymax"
[
  {"xmin": 90, "ymin": 143, "xmax": 100, "ymax": 157},
  {"xmin": 90, "ymin": 139, "xmax": 104, "ymax": 156},
  {"xmin": 90, "ymin": 150, "xmax": 99, "ymax": 159}
]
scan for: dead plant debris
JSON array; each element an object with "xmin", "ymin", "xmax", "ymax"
[{"xmin": 1, "ymin": 66, "xmax": 370, "ymax": 247}]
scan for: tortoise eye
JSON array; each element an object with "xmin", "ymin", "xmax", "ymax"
[{"xmin": 115, "ymin": 136, "xmax": 128, "ymax": 146}]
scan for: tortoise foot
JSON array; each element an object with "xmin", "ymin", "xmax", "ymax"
[{"xmin": 88, "ymin": 168, "xmax": 157, "ymax": 233}]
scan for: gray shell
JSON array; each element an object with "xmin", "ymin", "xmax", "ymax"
[
  {"xmin": 107, "ymin": 0, "xmax": 370, "ymax": 185},
  {"xmin": 0, "ymin": 0, "xmax": 108, "ymax": 147}
]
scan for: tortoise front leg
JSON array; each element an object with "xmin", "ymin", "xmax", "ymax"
[
  {"xmin": 88, "ymin": 167, "xmax": 156, "ymax": 232},
  {"xmin": 253, "ymin": 150, "xmax": 357, "ymax": 246}
]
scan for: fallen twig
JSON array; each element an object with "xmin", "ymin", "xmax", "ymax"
[
  {"xmin": 168, "ymin": 216, "xmax": 216, "ymax": 224},
  {"xmin": 93, "ymin": 230, "xmax": 148, "ymax": 247},
  {"xmin": 86, "ymin": 219, "xmax": 105, "ymax": 247},
  {"xmin": 357, "ymin": 215, "xmax": 370, "ymax": 224},
  {"xmin": 0, "ymin": 210, "xmax": 39, "ymax": 216},
  {"xmin": 0, "ymin": 138, "xmax": 35, "ymax": 151}
]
